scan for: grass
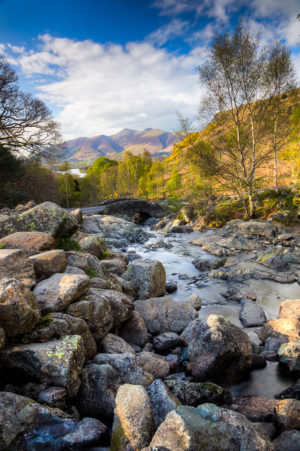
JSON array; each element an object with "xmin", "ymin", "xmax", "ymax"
[
  {"xmin": 58, "ymin": 238, "xmax": 82, "ymax": 252},
  {"xmin": 86, "ymin": 267, "xmax": 98, "ymax": 278},
  {"xmin": 0, "ymin": 243, "xmax": 5, "ymax": 249}
]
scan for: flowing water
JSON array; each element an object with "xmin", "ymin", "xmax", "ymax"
[{"xmin": 129, "ymin": 227, "xmax": 299, "ymax": 397}]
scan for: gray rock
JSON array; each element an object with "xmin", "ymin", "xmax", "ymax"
[
  {"xmin": 119, "ymin": 311, "xmax": 148, "ymax": 347},
  {"xmin": 239, "ymin": 300, "xmax": 266, "ymax": 327},
  {"xmin": 153, "ymin": 332, "xmax": 179, "ymax": 352},
  {"xmin": 275, "ymin": 399, "xmax": 300, "ymax": 430},
  {"xmin": 135, "ymin": 295, "xmax": 198, "ymax": 334},
  {"xmin": 183, "ymin": 293, "xmax": 202, "ymax": 310},
  {"xmin": 0, "ymin": 231, "xmax": 55, "ymax": 256},
  {"xmin": 99, "ymin": 333, "xmax": 135, "ymax": 354},
  {"xmin": 38, "ymin": 386, "xmax": 67, "ymax": 409},
  {"xmin": 146, "ymin": 379, "xmax": 182, "ymax": 429},
  {"xmin": 79, "ymin": 235, "xmax": 106, "ymax": 259},
  {"xmin": 164, "ymin": 380, "xmax": 232, "ymax": 406},
  {"xmin": 33, "ymin": 273, "xmax": 90, "ymax": 314},
  {"xmin": 123, "ymin": 258, "xmax": 166, "ymax": 299},
  {"xmin": 0, "ymin": 278, "xmax": 40, "ymax": 337},
  {"xmin": 64, "ymin": 265, "xmax": 86, "ymax": 275},
  {"xmin": 0, "ymin": 248, "xmax": 36, "ymax": 288},
  {"xmin": 273, "ymin": 430, "xmax": 300, "ymax": 451},
  {"xmin": 29, "ymin": 249, "xmax": 67, "ymax": 278},
  {"xmin": 136, "ymin": 351, "xmax": 170, "ymax": 379},
  {"xmin": 0, "ymin": 335, "xmax": 85, "ymax": 396},
  {"xmin": 114, "ymin": 275, "xmax": 137, "ymax": 298},
  {"xmin": 230, "ymin": 396, "xmax": 278, "ymax": 422},
  {"xmin": 98, "ymin": 258, "xmax": 127, "ymax": 275},
  {"xmin": 93, "ymin": 288, "xmax": 133, "ymax": 328}
]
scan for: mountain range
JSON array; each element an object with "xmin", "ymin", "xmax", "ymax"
[{"xmin": 62, "ymin": 128, "xmax": 177, "ymax": 162}]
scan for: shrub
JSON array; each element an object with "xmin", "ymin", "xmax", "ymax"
[{"xmin": 58, "ymin": 238, "xmax": 81, "ymax": 252}]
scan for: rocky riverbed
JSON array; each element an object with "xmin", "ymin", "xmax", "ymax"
[{"xmin": 0, "ymin": 200, "xmax": 299, "ymax": 450}]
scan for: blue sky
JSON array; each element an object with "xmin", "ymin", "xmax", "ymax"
[{"xmin": 0, "ymin": 0, "xmax": 299, "ymax": 139}]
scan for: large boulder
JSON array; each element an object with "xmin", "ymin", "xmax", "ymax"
[
  {"xmin": 76, "ymin": 363, "xmax": 122, "ymax": 419},
  {"xmin": 0, "ymin": 278, "xmax": 40, "ymax": 337},
  {"xmin": 0, "ymin": 231, "xmax": 55, "ymax": 256},
  {"xmin": 181, "ymin": 315, "xmax": 253, "ymax": 383},
  {"xmin": 259, "ymin": 318, "xmax": 300, "ymax": 343},
  {"xmin": 275, "ymin": 399, "xmax": 300, "ymax": 430},
  {"xmin": 29, "ymin": 250, "xmax": 67, "ymax": 279},
  {"xmin": 135, "ymin": 295, "xmax": 198, "ymax": 335},
  {"xmin": 279, "ymin": 299, "xmax": 300, "ymax": 321},
  {"xmin": 123, "ymin": 258, "xmax": 166, "ymax": 299},
  {"xmin": 110, "ymin": 384, "xmax": 154, "ymax": 451},
  {"xmin": 33, "ymin": 273, "xmax": 90, "ymax": 314},
  {"xmin": 278, "ymin": 340, "xmax": 300, "ymax": 373},
  {"xmin": 0, "ymin": 335, "xmax": 85, "ymax": 396},
  {"xmin": 0, "ymin": 202, "xmax": 78, "ymax": 238},
  {"xmin": 146, "ymin": 379, "xmax": 182, "ymax": 429},
  {"xmin": 273, "ymin": 430, "xmax": 300, "ymax": 451},
  {"xmin": 136, "ymin": 351, "xmax": 170, "ymax": 379},
  {"xmin": 78, "ymin": 235, "xmax": 107, "ymax": 259},
  {"xmin": 91, "ymin": 289, "xmax": 133, "ymax": 328},
  {"xmin": 230, "ymin": 396, "xmax": 278, "ymax": 422},
  {"xmin": 98, "ymin": 258, "xmax": 127, "ymax": 276},
  {"xmin": 118, "ymin": 311, "xmax": 148, "ymax": 347},
  {"xmin": 0, "ymin": 248, "xmax": 36, "ymax": 288},
  {"xmin": 239, "ymin": 300, "xmax": 266, "ymax": 327},
  {"xmin": 99, "ymin": 333, "xmax": 135, "ymax": 355},
  {"xmin": 164, "ymin": 380, "xmax": 232, "ymax": 407},
  {"xmin": 224, "ymin": 220, "xmax": 282, "ymax": 239}
]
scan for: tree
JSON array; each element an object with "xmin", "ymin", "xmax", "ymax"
[{"xmin": 0, "ymin": 58, "xmax": 61, "ymax": 161}]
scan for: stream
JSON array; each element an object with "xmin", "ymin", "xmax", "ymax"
[{"xmin": 128, "ymin": 226, "xmax": 299, "ymax": 398}]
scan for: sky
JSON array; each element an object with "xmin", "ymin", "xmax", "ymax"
[{"xmin": 0, "ymin": 0, "xmax": 299, "ymax": 140}]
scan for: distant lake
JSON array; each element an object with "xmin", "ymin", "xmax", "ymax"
[{"xmin": 57, "ymin": 168, "xmax": 85, "ymax": 178}]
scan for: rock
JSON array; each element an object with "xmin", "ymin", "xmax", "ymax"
[
  {"xmin": 136, "ymin": 351, "xmax": 170, "ymax": 379},
  {"xmin": 0, "ymin": 278, "xmax": 40, "ymax": 337},
  {"xmin": 71, "ymin": 208, "xmax": 83, "ymax": 223},
  {"xmin": 99, "ymin": 333, "xmax": 135, "ymax": 354},
  {"xmin": 230, "ymin": 396, "xmax": 278, "ymax": 422},
  {"xmin": 76, "ymin": 363, "xmax": 121, "ymax": 419},
  {"xmin": 67, "ymin": 288, "xmax": 114, "ymax": 346},
  {"xmin": 64, "ymin": 265, "xmax": 86, "ymax": 275},
  {"xmin": 279, "ymin": 299, "xmax": 300, "ymax": 320},
  {"xmin": 225, "ymin": 220, "xmax": 282, "ymax": 239},
  {"xmin": 252, "ymin": 353, "xmax": 267, "ymax": 369},
  {"xmin": 171, "ymin": 225, "xmax": 193, "ymax": 233},
  {"xmin": 192, "ymin": 257, "xmax": 225, "ymax": 271},
  {"xmin": 275, "ymin": 399, "xmax": 300, "ymax": 430},
  {"xmin": 239, "ymin": 300, "xmax": 266, "ymax": 327},
  {"xmin": 0, "ymin": 248, "xmax": 36, "ymax": 288},
  {"xmin": 149, "ymin": 404, "xmax": 273, "ymax": 450},
  {"xmin": 0, "ymin": 392, "xmax": 106, "ymax": 450},
  {"xmin": 123, "ymin": 258, "xmax": 166, "ymax": 299},
  {"xmin": 33, "ymin": 273, "xmax": 90, "ymax": 315},
  {"xmin": 0, "ymin": 231, "xmax": 55, "ymax": 256},
  {"xmin": 66, "ymin": 251, "xmax": 90, "ymax": 272},
  {"xmin": 153, "ymin": 332, "xmax": 179, "ymax": 352},
  {"xmin": 135, "ymin": 295, "xmax": 198, "ymax": 335},
  {"xmin": 273, "ymin": 430, "xmax": 300, "ymax": 450},
  {"xmin": 118, "ymin": 311, "xmax": 148, "ymax": 347},
  {"xmin": 98, "ymin": 258, "xmax": 127, "ymax": 276},
  {"xmin": 165, "ymin": 380, "xmax": 232, "ymax": 407},
  {"xmin": 93, "ymin": 289, "xmax": 133, "ymax": 327},
  {"xmin": 183, "ymin": 293, "xmax": 202, "ymax": 310},
  {"xmin": 79, "ymin": 235, "xmax": 106, "ymax": 258},
  {"xmin": 27, "ymin": 312, "xmax": 97, "ymax": 360},
  {"xmin": 166, "ymin": 281, "xmax": 177, "ymax": 293},
  {"xmin": 147, "ymin": 379, "xmax": 182, "ymax": 429},
  {"xmin": 93, "ymin": 353, "xmax": 153, "ymax": 386},
  {"xmin": 29, "ymin": 249, "xmax": 67, "ymax": 278},
  {"xmin": 276, "ymin": 379, "xmax": 300, "ymax": 400},
  {"xmin": 38, "ymin": 387, "xmax": 67, "ymax": 409},
  {"xmin": 278, "ymin": 340, "xmax": 300, "ymax": 372},
  {"xmin": 0, "ymin": 335, "xmax": 85, "ymax": 396},
  {"xmin": 0, "ymin": 202, "xmax": 78, "ymax": 238},
  {"xmin": 110, "ymin": 384, "xmax": 154, "ymax": 451},
  {"xmin": 114, "ymin": 275, "xmax": 137, "ymax": 298},
  {"xmin": 258, "ymin": 248, "xmax": 298, "ymax": 269},
  {"xmin": 0, "ymin": 327, "xmax": 5, "ymax": 349},
  {"xmin": 259, "ymin": 318, "xmax": 300, "ymax": 343},
  {"xmin": 181, "ymin": 315, "xmax": 253, "ymax": 383}
]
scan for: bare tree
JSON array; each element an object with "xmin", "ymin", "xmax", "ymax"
[{"xmin": 0, "ymin": 58, "xmax": 61, "ymax": 161}]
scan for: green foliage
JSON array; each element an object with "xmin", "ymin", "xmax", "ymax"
[
  {"xmin": 0, "ymin": 243, "xmax": 5, "ymax": 249},
  {"xmin": 86, "ymin": 267, "xmax": 98, "ymax": 278},
  {"xmin": 58, "ymin": 238, "xmax": 81, "ymax": 252}
]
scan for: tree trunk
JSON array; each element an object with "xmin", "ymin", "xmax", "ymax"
[{"xmin": 273, "ymin": 117, "xmax": 278, "ymax": 189}]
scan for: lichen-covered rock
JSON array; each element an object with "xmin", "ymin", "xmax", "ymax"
[
  {"xmin": 136, "ymin": 351, "xmax": 170, "ymax": 379},
  {"xmin": 239, "ymin": 300, "xmax": 266, "ymax": 327},
  {"xmin": 76, "ymin": 363, "xmax": 122, "ymax": 419},
  {"xmin": 27, "ymin": 312, "xmax": 97, "ymax": 360},
  {"xmin": 123, "ymin": 258, "xmax": 166, "ymax": 299},
  {"xmin": 0, "ymin": 335, "xmax": 85, "ymax": 396},
  {"xmin": 181, "ymin": 315, "xmax": 253, "ymax": 383},
  {"xmin": 275, "ymin": 399, "xmax": 300, "ymax": 430},
  {"xmin": 147, "ymin": 379, "xmax": 182, "ymax": 429},
  {"xmin": 259, "ymin": 318, "xmax": 300, "ymax": 342},
  {"xmin": 135, "ymin": 295, "xmax": 198, "ymax": 335},
  {"xmin": 67, "ymin": 288, "xmax": 114, "ymax": 346},
  {"xmin": 119, "ymin": 311, "xmax": 148, "ymax": 347},
  {"xmin": 0, "ymin": 248, "xmax": 36, "ymax": 288},
  {"xmin": 0, "ymin": 278, "xmax": 40, "ymax": 337},
  {"xmin": 279, "ymin": 299, "xmax": 300, "ymax": 321},
  {"xmin": 149, "ymin": 404, "xmax": 273, "ymax": 450},
  {"xmin": 0, "ymin": 202, "xmax": 78, "ymax": 238},
  {"xmin": 93, "ymin": 353, "xmax": 153, "ymax": 386},
  {"xmin": 29, "ymin": 250, "xmax": 67, "ymax": 278},
  {"xmin": 33, "ymin": 273, "xmax": 90, "ymax": 314},
  {"xmin": 0, "ymin": 231, "xmax": 55, "ymax": 256},
  {"xmin": 164, "ymin": 380, "xmax": 232, "ymax": 407},
  {"xmin": 79, "ymin": 235, "xmax": 106, "ymax": 258},
  {"xmin": 110, "ymin": 384, "xmax": 154, "ymax": 451},
  {"xmin": 278, "ymin": 340, "xmax": 300, "ymax": 372},
  {"xmin": 99, "ymin": 333, "xmax": 135, "ymax": 354}
]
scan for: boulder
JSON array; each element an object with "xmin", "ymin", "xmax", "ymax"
[
  {"xmin": 181, "ymin": 315, "xmax": 253, "ymax": 383},
  {"xmin": 135, "ymin": 295, "xmax": 198, "ymax": 335},
  {"xmin": 76, "ymin": 363, "xmax": 122, "ymax": 419},
  {"xmin": 93, "ymin": 353, "xmax": 153, "ymax": 386},
  {"xmin": 225, "ymin": 220, "xmax": 282, "ymax": 239},
  {"xmin": 0, "ymin": 248, "xmax": 36, "ymax": 288},
  {"xmin": 136, "ymin": 351, "xmax": 170, "ymax": 379},
  {"xmin": 0, "ymin": 335, "xmax": 85, "ymax": 396},
  {"xmin": 0, "ymin": 278, "xmax": 40, "ymax": 337},
  {"xmin": 0, "ymin": 202, "xmax": 78, "ymax": 238},
  {"xmin": 118, "ymin": 311, "xmax": 148, "ymax": 347},
  {"xmin": 98, "ymin": 258, "xmax": 127, "ymax": 276},
  {"xmin": 71, "ymin": 208, "xmax": 83, "ymax": 223},
  {"xmin": 259, "ymin": 318, "xmax": 300, "ymax": 343},
  {"xmin": 147, "ymin": 379, "xmax": 182, "ymax": 429},
  {"xmin": 27, "ymin": 312, "xmax": 97, "ymax": 360},
  {"xmin": 67, "ymin": 288, "xmax": 114, "ymax": 345},
  {"xmin": 149, "ymin": 404, "xmax": 273, "ymax": 450},
  {"xmin": 273, "ymin": 430, "xmax": 300, "ymax": 451},
  {"xmin": 276, "ymin": 379, "xmax": 300, "ymax": 400},
  {"xmin": 278, "ymin": 340, "xmax": 300, "ymax": 372},
  {"xmin": 92, "ymin": 289, "xmax": 133, "ymax": 328},
  {"xmin": 275, "ymin": 399, "xmax": 300, "ymax": 430},
  {"xmin": 239, "ymin": 300, "xmax": 266, "ymax": 327},
  {"xmin": 153, "ymin": 332, "xmax": 179, "ymax": 352},
  {"xmin": 183, "ymin": 293, "xmax": 202, "ymax": 310},
  {"xmin": 0, "ymin": 392, "xmax": 106, "ymax": 450},
  {"xmin": 164, "ymin": 380, "xmax": 232, "ymax": 407},
  {"xmin": 33, "ymin": 273, "xmax": 90, "ymax": 314},
  {"xmin": 123, "ymin": 258, "xmax": 166, "ymax": 299},
  {"xmin": 114, "ymin": 275, "xmax": 137, "ymax": 298},
  {"xmin": 0, "ymin": 231, "xmax": 55, "ymax": 256},
  {"xmin": 66, "ymin": 251, "xmax": 90, "ymax": 272},
  {"xmin": 29, "ymin": 249, "xmax": 67, "ymax": 278},
  {"xmin": 279, "ymin": 299, "xmax": 300, "ymax": 321},
  {"xmin": 78, "ymin": 235, "xmax": 106, "ymax": 259},
  {"xmin": 230, "ymin": 396, "xmax": 278, "ymax": 422},
  {"xmin": 192, "ymin": 257, "xmax": 225, "ymax": 272},
  {"xmin": 99, "ymin": 333, "xmax": 135, "ymax": 354},
  {"xmin": 110, "ymin": 384, "xmax": 154, "ymax": 451},
  {"xmin": 38, "ymin": 386, "xmax": 67, "ymax": 409}
]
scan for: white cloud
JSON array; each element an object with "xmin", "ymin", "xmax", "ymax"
[
  {"xmin": 148, "ymin": 19, "xmax": 189, "ymax": 45},
  {"xmin": 8, "ymin": 35, "xmax": 205, "ymax": 139}
]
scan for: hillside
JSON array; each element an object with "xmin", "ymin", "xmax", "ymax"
[{"xmin": 61, "ymin": 128, "xmax": 177, "ymax": 162}]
